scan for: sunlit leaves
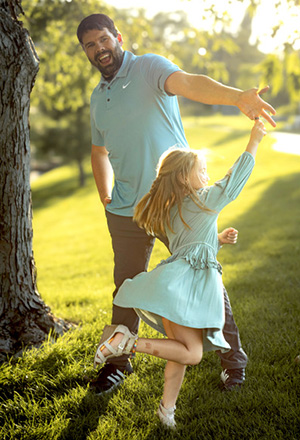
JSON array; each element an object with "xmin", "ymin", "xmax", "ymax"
[
  {"xmin": 20, "ymin": 0, "xmax": 300, "ymax": 177},
  {"xmin": 258, "ymin": 49, "xmax": 300, "ymax": 103},
  {"xmin": 256, "ymin": 55, "xmax": 284, "ymax": 97},
  {"xmin": 286, "ymin": 51, "xmax": 300, "ymax": 102}
]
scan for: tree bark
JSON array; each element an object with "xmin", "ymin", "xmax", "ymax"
[{"xmin": 0, "ymin": 0, "xmax": 72, "ymax": 361}]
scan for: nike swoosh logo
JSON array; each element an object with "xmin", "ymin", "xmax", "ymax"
[{"xmin": 122, "ymin": 81, "xmax": 131, "ymax": 89}]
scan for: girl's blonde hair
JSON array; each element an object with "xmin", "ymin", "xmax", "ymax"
[{"xmin": 134, "ymin": 148, "xmax": 210, "ymax": 237}]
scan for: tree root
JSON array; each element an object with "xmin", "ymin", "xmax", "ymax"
[{"xmin": 0, "ymin": 308, "xmax": 76, "ymax": 363}]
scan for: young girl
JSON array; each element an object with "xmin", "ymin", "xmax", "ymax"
[{"xmin": 93, "ymin": 119, "xmax": 267, "ymax": 429}]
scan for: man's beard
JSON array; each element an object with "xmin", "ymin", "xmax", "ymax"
[{"xmin": 91, "ymin": 46, "xmax": 124, "ymax": 80}]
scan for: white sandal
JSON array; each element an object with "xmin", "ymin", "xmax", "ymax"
[
  {"xmin": 157, "ymin": 400, "xmax": 176, "ymax": 430},
  {"xmin": 93, "ymin": 324, "xmax": 138, "ymax": 368}
]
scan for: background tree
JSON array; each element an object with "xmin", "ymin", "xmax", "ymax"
[
  {"xmin": 24, "ymin": 0, "xmax": 163, "ymax": 186},
  {"xmin": 248, "ymin": 0, "xmax": 300, "ymax": 109},
  {"xmin": 23, "ymin": 0, "xmax": 113, "ymax": 187},
  {"xmin": 23, "ymin": 0, "xmax": 300, "ymax": 187},
  {"xmin": 25, "ymin": 1, "xmax": 244, "ymax": 182},
  {"xmin": 0, "ymin": 0, "xmax": 70, "ymax": 360}
]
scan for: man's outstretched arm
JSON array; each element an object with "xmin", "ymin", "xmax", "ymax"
[{"xmin": 165, "ymin": 71, "xmax": 276, "ymax": 127}]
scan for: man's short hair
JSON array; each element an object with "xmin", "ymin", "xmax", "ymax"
[{"xmin": 77, "ymin": 14, "xmax": 118, "ymax": 43}]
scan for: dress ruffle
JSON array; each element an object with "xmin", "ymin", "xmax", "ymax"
[{"xmin": 157, "ymin": 242, "xmax": 223, "ymax": 275}]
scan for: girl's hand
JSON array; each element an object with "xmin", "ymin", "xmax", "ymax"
[
  {"xmin": 218, "ymin": 227, "xmax": 238, "ymax": 246},
  {"xmin": 250, "ymin": 119, "xmax": 267, "ymax": 142},
  {"xmin": 250, "ymin": 119, "xmax": 267, "ymax": 144},
  {"xmin": 246, "ymin": 119, "xmax": 267, "ymax": 157}
]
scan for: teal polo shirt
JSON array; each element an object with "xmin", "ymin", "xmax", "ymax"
[{"xmin": 90, "ymin": 51, "xmax": 189, "ymax": 216}]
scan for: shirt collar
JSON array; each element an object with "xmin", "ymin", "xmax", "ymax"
[{"xmin": 96, "ymin": 51, "xmax": 134, "ymax": 90}]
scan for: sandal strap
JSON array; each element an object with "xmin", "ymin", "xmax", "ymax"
[
  {"xmin": 94, "ymin": 349, "xmax": 107, "ymax": 364},
  {"xmin": 94, "ymin": 324, "xmax": 120, "ymax": 368},
  {"xmin": 159, "ymin": 401, "xmax": 176, "ymax": 414},
  {"xmin": 119, "ymin": 334, "xmax": 137, "ymax": 355},
  {"xmin": 116, "ymin": 325, "xmax": 138, "ymax": 355},
  {"xmin": 94, "ymin": 324, "xmax": 138, "ymax": 368}
]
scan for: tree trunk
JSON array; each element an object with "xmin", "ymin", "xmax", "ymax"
[{"xmin": 0, "ymin": 0, "xmax": 72, "ymax": 361}]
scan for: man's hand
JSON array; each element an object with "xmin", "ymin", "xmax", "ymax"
[
  {"xmin": 236, "ymin": 86, "xmax": 276, "ymax": 127},
  {"xmin": 218, "ymin": 228, "xmax": 238, "ymax": 246},
  {"xmin": 91, "ymin": 145, "xmax": 113, "ymax": 209},
  {"xmin": 103, "ymin": 196, "xmax": 112, "ymax": 208}
]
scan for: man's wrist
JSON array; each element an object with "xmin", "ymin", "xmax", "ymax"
[{"xmin": 233, "ymin": 89, "xmax": 243, "ymax": 107}]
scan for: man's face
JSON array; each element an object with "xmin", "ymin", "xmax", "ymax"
[{"xmin": 81, "ymin": 28, "xmax": 124, "ymax": 80}]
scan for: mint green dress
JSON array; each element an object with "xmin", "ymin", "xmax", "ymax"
[{"xmin": 114, "ymin": 152, "xmax": 255, "ymax": 353}]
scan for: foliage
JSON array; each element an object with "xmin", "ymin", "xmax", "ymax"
[
  {"xmin": 23, "ymin": 0, "xmax": 113, "ymax": 186},
  {"xmin": 23, "ymin": 0, "xmax": 111, "ymax": 112},
  {"xmin": 285, "ymin": 51, "xmax": 300, "ymax": 103},
  {"xmin": 23, "ymin": 0, "xmax": 300, "ymax": 187},
  {"xmin": 258, "ymin": 49, "xmax": 300, "ymax": 106},
  {"xmin": 248, "ymin": 0, "xmax": 300, "ymax": 107},
  {"xmin": 1, "ymin": 115, "xmax": 299, "ymax": 439},
  {"xmin": 23, "ymin": 0, "xmax": 247, "ymax": 184}
]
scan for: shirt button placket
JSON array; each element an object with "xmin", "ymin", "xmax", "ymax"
[{"xmin": 106, "ymin": 86, "xmax": 111, "ymax": 109}]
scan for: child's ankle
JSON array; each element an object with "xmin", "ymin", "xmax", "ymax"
[{"xmin": 161, "ymin": 401, "xmax": 176, "ymax": 411}]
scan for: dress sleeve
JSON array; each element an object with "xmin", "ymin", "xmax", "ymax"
[{"xmin": 202, "ymin": 151, "xmax": 255, "ymax": 212}]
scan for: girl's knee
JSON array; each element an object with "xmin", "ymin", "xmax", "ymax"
[{"xmin": 187, "ymin": 350, "xmax": 203, "ymax": 366}]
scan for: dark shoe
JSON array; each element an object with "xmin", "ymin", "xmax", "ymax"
[
  {"xmin": 220, "ymin": 368, "xmax": 245, "ymax": 391},
  {"xmin": 89, "ymin": 362, "xmax": 133, "ymax": 395}
]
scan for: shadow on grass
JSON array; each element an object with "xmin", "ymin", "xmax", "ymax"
[
  {"xmin": 57, "ymin": 389, "xmax": 111, "ymax": 440},
  {"xmin": 224, "ymin": 170, "xmax": 300, "ymax": 369},
  {"xmin": 3, "ymin": 166, "xmax": 297, "ymax": 439},
  {"xmin": 32, "ymin": 171, "xmax": 94, "ymax": 211},
  {"xmin": 0, "ymin": 355, "xmax": 111, "ymax": 440},
  {"xmin": 55, "ymin": 172, "xmax": 300, "ymax": 440},
  {"xmin": 232, "ymin": 170, "xmax": 300, "ymax": 258}
]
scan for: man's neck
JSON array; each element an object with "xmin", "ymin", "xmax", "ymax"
[{"xmin": 103, "ymin": 74, "xmax": 114, "ymax": 83}]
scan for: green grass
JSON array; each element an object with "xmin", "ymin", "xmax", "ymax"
[{"xmin": 1, "ymin": 115, "xmax": 300, "ymax": 439}]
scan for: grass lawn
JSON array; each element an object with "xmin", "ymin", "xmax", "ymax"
[{"xmin": 0, "ymin": 115, "xmax": 299, "ymax": 439}]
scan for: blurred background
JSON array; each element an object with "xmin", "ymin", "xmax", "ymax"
[{"xmin": 24, "ymin": 0, "xmax": 300, "ymax": 186}]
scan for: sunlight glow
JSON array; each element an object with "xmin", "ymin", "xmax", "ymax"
[
  {"xmin": 198, "ymin": 47, "xmax": 207, "ymax": 56},
  {"xmin": 250, "ymin": 0, "xmax": 300, "ymax": 53},
  {"xmin": 108, "ymin": 0, "xmax": 248, "ymax": 33},
  {"xmin": 107, "ymin": 0, "xmax": 299, "ymax": 54}
]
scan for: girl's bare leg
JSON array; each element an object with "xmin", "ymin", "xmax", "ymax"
[
  {"xmin": 136, "ymin": 320, "xmax": 203, "ymax": 366},
  {"xmin": 98, "ymin": 321, "xmax": 203, "ymax": 414},
  {"xmin": 161, "ymin": 319, "xmax": 186, "ymax": 410},
  {"xmin": 100, "ymin": 323, "xmax": 203, "ymax": 366},
  {"xmin": 161, "ymin": 318, "xmax": 203, "ymax": 409}
]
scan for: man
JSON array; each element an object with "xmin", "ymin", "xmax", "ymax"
[{"xmin": 77, "ymin": 13, "xmax": 276, "ymax": 394}]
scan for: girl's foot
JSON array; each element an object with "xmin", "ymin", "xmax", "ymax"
[
  {"xmin": 157, "ymin": 400, "xmax": 176, "ymax": 430},
  {"xmin": 99, "ymin": 332, "xmax": 124, "ymax": 358},
  {"xmin": 94, "ymin": 324, "xmax": 138, "ymax": 368}
]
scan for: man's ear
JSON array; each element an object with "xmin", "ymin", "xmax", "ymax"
[{"xmin": 117, "ymin": 33, "xmax": 123, "ymax": 45}]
